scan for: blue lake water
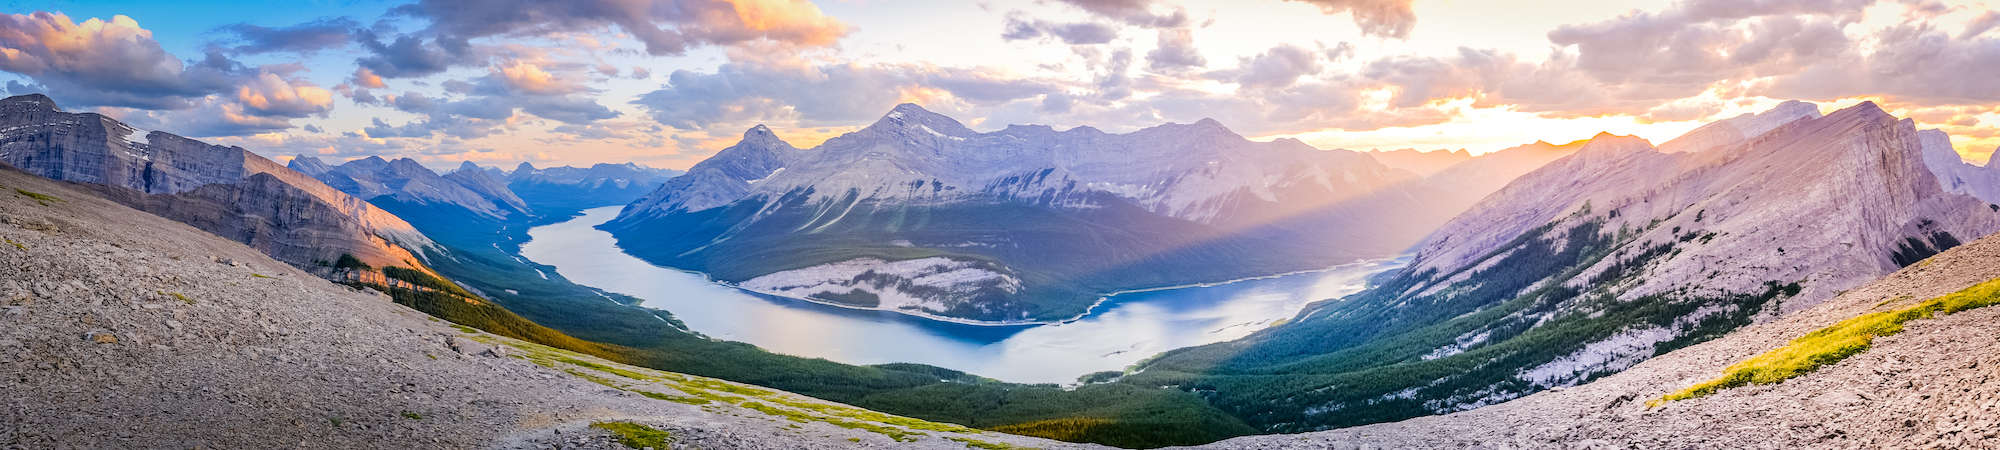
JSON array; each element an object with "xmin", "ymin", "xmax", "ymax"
[{"xmin": 521, "ymin": 206, "xmax": 1405, "ymax": 384}]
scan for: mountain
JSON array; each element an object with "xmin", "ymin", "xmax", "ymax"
[
  {"xmin": 0, "ymin": 94, "xmax": 431, "ymax": 273},
  {"xmin": 291, "ymin": 156, "xmax": 528, "ymax": 221},
  {"xmin": 1365, "ymin": 148, "xmax": 1472, "ymax": 176},
  {"xmin": 1198, "ymin": 228, "xmax": 2000, "ymax": 449},
  {"xmin": 605, "ymin": 104, "xmax": 1446, "ymax": 322},
  {"xmin": 1918, "ymin": 129, "xmax": 2000, "ymax": 205},
  {"xmin": 1656, "ymin": 100, "xmax": 1824, "ymax": 154},
  {"xmin": 1123, "ymin": 101, "xmax": 2000, "ymax": 433},
  {"xmin": 0, "ymin": 165, "xmax": 1078, "ymax": 450},
  {"xmin": 507, "ymin": 161, "xmax": 681, "ymax": 215}
]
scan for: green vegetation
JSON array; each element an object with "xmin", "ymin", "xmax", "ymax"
[
  {"xmin": 251, "ymin": 273, "xmax": 273, "ymax": 279},
  {"xmin": 4, "ymin": 237, "xmax": 23, "ymax": 250},
  {"xmin": 949, "ymin": 436, "xmax": 1035, "ymax": 450},
  {"xmin": 334, "ymin": 253, "xmax": 371, "ymax": 271},
  {"xmin": 13, "ymin": 188, "xmax": 61, "ymax": 206},
  {"xmin": 383, "ymin": 266, "xmax": 476, "ymax": 297},
  {"xmin": 161, "ymin": 290, "xmax": 193, "ymax": 305},
  {"xmin": 590, "ymin": 421, "xmax": 673, "ymax": 449},
  {"xmin": 400, "ymin": 411, "xmax": 422, "ymax": 420},
  {"xmin": 1655, "ymin": 277, "xmax": 2000, "ymax": 405}
]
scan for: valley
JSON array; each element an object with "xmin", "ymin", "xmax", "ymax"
[{"xmin": 524, "ymin": 206, "xmax": 1405, "ymax": 383}]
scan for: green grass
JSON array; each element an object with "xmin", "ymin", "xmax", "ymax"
[
  {"xmin": 591, "ymin": 421, "xmax": 673, "ymax": 449},
  {"xmin": 1655, "ymin": 277, "xmax": 2000, "ymax": 405},
  {"xmin": 400, "ymin": 411, "xmax": 422, "ymax": 420},
  {"xmin": 161, "ymin": 291, "xmax": 193, "ymax": 305},
  {"xmin": 13, "ymin": 188, "xmax": 61, "ymax": 206},
  {"xmin": 252, "ymin": 273, "xmax": 273, "ymax": 279},
  {"xmin": 948, "ymin": 436, "xmax": 1035, "ymax": 449},
  {"xmin": 3, "ymin": 237, "xmax": 23, "ymax": 250}
]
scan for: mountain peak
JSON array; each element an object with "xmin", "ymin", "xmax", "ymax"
[
  {"xmin": 452, "ymin": 161, "xmax": 482, "ymax": 174},
  {"xmin": 0, "ymin": 93, "xmax": 59, "ymax": 112},
  {"xmin": 871, "ymin": 103, "xmax": 973, "ymax": 137},
  {"xmin": 514, "ymin": 162, "xmax": 536, "ymax": 172},
  {"xmin": 744, "ymin": 124, "xmax": 775, "ymax": 138},
  {"xmin": 1988, "ymin": 148, "xmax": 1999, "ymax": 169}
]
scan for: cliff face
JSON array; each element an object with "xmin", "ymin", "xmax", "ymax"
[{"xmin": 0, "ymin": 94, "xmax": 432, "ymax": 272}]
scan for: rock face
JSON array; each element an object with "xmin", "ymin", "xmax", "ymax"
[
  {"xmin": 1126, "ymin": 101, "xmax": 2000, "ymax": 434},
  {"xmin": 507, "ymin": 161, "xmax": 680, "ymax": 212},
  {"xmin": 604, "ymin": 104, "xmax": 1465, "ymax": 322},
  {"xmin": 0, "ymin": 94, "xmax": 431, "ymax": 272},
  {"xmin": 292, "ymin": 156, "xmax": 527, "ymax": 221},
  {"xmin": 1917, "ymin": 128, "xmax": 2000, "ymax": 205},
  {"xmin": 0, "ymin": 166, "xmax": 1080, "ymax": 450}
]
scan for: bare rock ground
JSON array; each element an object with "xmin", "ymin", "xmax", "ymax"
[
  {"xmin": 1195, "ymin": 229, "xmax": 2000, "ymax": 449},
  {"xmin": 0, "ymin": 167, "xmax": 1084, "ymax": 449}
]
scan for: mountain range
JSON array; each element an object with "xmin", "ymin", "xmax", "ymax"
[{"xmin": 604, "ymin": 104, "xmax": 1568, "ymax": 322}]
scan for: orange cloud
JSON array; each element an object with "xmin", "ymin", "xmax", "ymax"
[
  {"xmin": 495, "ymin": 60, "xmax": 581, "ymax": 95},
  {"xmin": 351, "ymin": 67, "xmax": 385, "ymax": 89},
  {"xmin": 235, "ymin": 72, "xmax": 333, "ymax": 117}
]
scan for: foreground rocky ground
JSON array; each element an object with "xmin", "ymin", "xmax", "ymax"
[
  {"xmin": 1195, "ymin": 231, "xmax": 2000, "ymax": 449},
  {"xmin": 0, "ymin": 167, "xmax": 1081, "ymax": 449}
]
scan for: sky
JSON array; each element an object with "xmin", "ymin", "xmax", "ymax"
[{"xmin": 0, "ymin": 0, "xmax": 1996, "ymax": 170}]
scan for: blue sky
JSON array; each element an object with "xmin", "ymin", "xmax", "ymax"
[{"xmin": 1, "ymin": 0, "xmax": 1996, "ymax": 170}]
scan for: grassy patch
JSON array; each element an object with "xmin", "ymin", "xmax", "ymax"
[
  {"xmin": 1654, "ymin": 277, "xmax": 2000, "ymax": 405},
  {"xmin": 161, "ymin": 291, "xmax": 193, "ymax": 305},
  {"xmin": 401, "ymin": 411, "xmax": 422, "ymax": 420},
  {"xmin": 13, "ymin": 188, "xmax": 61, "ymax": 206},
  {"xmin": 3, "ymin": 237, "xmax": 23, "ymax": 250},
  {"xmin": 948, "ymin": 436, "xmax": 1034, "ymax": 450},
  {"xmin": 252, "ymin": 273, "xmax": 273, "ymax": 279},
  {"xmin": 590, "ymin": 421, "xmax": 673, "ymax": 449}
]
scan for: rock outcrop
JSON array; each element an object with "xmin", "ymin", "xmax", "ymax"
[{"xmin": 0, "ymin": 94, "xmax": 431, "ymax": 272}]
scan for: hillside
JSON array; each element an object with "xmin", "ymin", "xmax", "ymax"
[
  {"xmin": 1122, "ymin": 101, "xmax": 2000, "ymax": 433},
  {"xmin": 1197, "ymin": 224, "xmax": 2000, "ymax": 449},
  {"xmin": 0, "ymin": 164, "xmax": 1081, "ymax": 449}
]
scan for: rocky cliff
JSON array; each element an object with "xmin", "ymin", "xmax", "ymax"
[{"xmin": 0, "ymin": 94, "xmax": 431, "ymax": 272}]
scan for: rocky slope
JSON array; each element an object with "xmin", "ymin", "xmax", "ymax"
[
  {"xmin": 0, "ymin": 94, "xmax": 430, "ymax": 272},
  {"xmin": 1194, "ymin": 225, "xmax": 2000, "ymax": 449},
  {"xmin": 0, "ymin": 164, "xmax": 1080, "ymax": 450},
  {"xmin": 605, "ymin": 104, "xmax": 1460, "ymax": 322},
  {"xmin": 1122, "ymin": 100, "xmax": 2000, "ymax": 433}
]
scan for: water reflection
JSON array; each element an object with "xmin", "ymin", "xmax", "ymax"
[{"xmin": 522, "ymin": 206, "xmax": 1404, "ymax": 384}]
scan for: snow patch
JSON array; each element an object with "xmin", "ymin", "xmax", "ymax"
[{"xmin": 741, "ymin": 257, "xmax": 1021, "ymax": 314}]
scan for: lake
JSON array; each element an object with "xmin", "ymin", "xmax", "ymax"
[{"xmin": 521, "ymin": 206, "xmax": 1405, "ymax": 384}]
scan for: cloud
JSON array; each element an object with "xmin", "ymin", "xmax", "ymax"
[
  {"xmin": 212, "ymin": 17, "xmax": 357, "ymax": 54},
  {"xmin": 234, "ymin": 72, "xmax": 334, "ymax": 118},
  {"xmin": 1285, "ymin": 0, "xmax": 1417, "ymax": 39},
  {"xmin": 0, "ymin": 12, "xmax": 236, "ymax": 108},
  {"xmin": 1053, "ymin": 0, "xmax": 1188, "ymax": 28},
  {"xmin": 1146, "ymin": 28, "xmax": 1206, "ymax": 71},
  {"xmin": 1962, "ymin": 11, "xmax": 2000, "ymax": 39},
  {"xmin": 632, "ymin": 59, "xmax": 1059, "ymax": 130},
  {"xmin": 387, "ymin": 0, "xmax": 848, "ymax": 57},
  {"xmin": 353, "ymin": 29, "xmax": 456, "ymax": 78},
  {"xmin": 350, "ymin": 67, "xmax": 386, "ymax": 89},
  {"xmin": 1217, "ymin": 44, "xmax": 1323, "ymax": 90},
  {"xmin": 1002, "ymin": 15, "xmax": 1119, "ymax": 45},
  {"xmin": 494, "ymin": 60, "xmax": 585, "ymax": 95}
]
